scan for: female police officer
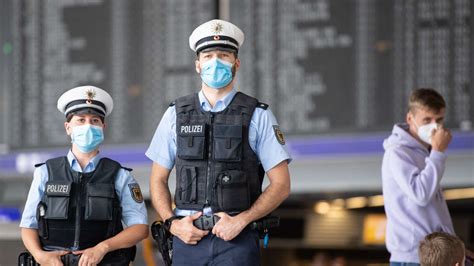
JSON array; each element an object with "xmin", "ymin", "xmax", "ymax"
[
  {"xmin": 146, "ymin": 20, "xmax": 292, "ymax": 265},
  {"xmin": 20, "ymin": 86, "xmax": 148, "ymax": 266}
]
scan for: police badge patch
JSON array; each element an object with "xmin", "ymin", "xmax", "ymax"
[
  {"xmin": 128, "ymin": 183, "xmax": 144, "ymax": 203},
  {"xmin": 273, "ymin": 125, "xmax": 285, "ymax": 145}
]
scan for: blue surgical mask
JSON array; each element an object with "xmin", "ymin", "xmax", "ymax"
[
  {"xmin": 71, "ymin": 124, "xmax": 104, "ymax": 153},
  {"xmin": 200, "ymin": 58, "xmax": 233, "ymax": 89}
]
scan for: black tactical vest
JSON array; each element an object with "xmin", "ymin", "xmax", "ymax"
[
  {"xmin": 36, "ymin": 157, "xmax": 135, "ymax": 264},
  {"xmin": 174, "ymin": 92, "xmax": 266, "ymax": 213}
]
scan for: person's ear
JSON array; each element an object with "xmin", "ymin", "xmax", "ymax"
[
  {"xmin": 406, "ymin": 112, "xmax": 413, "ymax": 124},
  {"xmin": 234, "ymin": 58, "xmax": 240, "ymax": 71},
  {"xmin": 65, "ymin": 122, "xmax": 72, "ymax": 136},
  {"xmin": 195, "ymin": 59, "xmax": 201, "ymax": 74}
]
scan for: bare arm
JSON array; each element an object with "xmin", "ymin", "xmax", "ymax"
[
  {"xmin": 241, "ymin": 160, "xmax": 291, "ymax": 221},
  {"xmin": 21, "ymin": 228, "xmax": 68, "ymax": 265},
  {"xmin": 149, "ymin": 162, "xmax": 174, "ymax": 220},
  {"xmin": 98, "ymin": 224, "xmax": 148, "ymax": 250},
  {"xmin": 213, "ymin": 160, "xmax": 291, "ymax": 241}
]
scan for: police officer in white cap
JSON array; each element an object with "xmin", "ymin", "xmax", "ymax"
[
  {"xmin": 20, "ymin": 86, "xmax": 148, "ymax": 265},
  {"xmin": 147, "ymin": 19, "xmax": 292, "ymax": 265}
]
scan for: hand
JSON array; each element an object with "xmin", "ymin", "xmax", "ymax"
[
  {"xmin": 212, "ymin": 212, "xmax": 249, "ymax": 241},
  {"xmin": 73, "ymin": 242, "xmax": 108, "ymax": 266},
  {"xmin": 431, "ymin": 126, "xmax": 451, "ymax": 152},
  {"xmin": 35, "ymin": 250, "xmax": 69, "ymax": 266},
  {"xmin": 170, "ymin": 212, "xmax": 208, "ymax": 245}
]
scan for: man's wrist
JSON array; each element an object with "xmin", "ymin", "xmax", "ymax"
[
  {"xmin": 96, "ymin": 241, "xmax": 110, "ymax": 254},
  {"xmin": 31, "ymin": 246, "xmax": 53, "ymax": 260},
  {"xmin": 164, "ymin": 215, "xmax": 181, "ymax": 231},
  {"xmin": 32, "ymin": 249, "xmax": 46, "ymax": 262},
  {"xmin": 431, "ymin": 145, "xmax": 443, "ymax": 152},
  {"xmin": 237, "ymin": 211, "xmax": 253, "ymax": 226}
]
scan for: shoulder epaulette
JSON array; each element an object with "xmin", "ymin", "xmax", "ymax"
[
  {"xmin": 121, "ymin": 166, "xmax": 133, "ymax": 172},
  {"xmin": 169, "ymin": 101, "xmax": 176, "ymax": 107},
  {"xmin": 256, "ymin": 102, "xmax": 268, "ymax": 110},
  {"xmin": 34, "ymin": 163, "xmax": 45, "ymax": 168}
]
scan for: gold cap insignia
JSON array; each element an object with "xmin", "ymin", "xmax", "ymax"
[
  {"xmin": 85, "ymin": 89, "xmax": 96, "ymax": 104},
  {"xmin": 211, "ymin": 21, "xmax": 223, "ymax": 35}
]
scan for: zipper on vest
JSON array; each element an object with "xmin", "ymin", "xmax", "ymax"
[
  {"xmin": 205, "ymin": 113, "xmax": 214, "ymax": 206},
  {"xmin": 73, "ymin": 172, "xmax": 83, "ymax": 250}
]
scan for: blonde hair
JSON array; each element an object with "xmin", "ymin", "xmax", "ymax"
[{"xmin": 419, "ymin": 232, "xmax": 465, "ymax": 266}]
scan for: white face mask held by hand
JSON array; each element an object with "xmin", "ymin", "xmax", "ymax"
[{"xmin": 415, "ymin": 122, "xmax": 438, "ymax": 144}]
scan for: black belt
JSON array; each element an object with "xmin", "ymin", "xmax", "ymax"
[
  {"xmin": 18, "ymin": 252, "xmax": 80, "ymax": 266},
  {"xmin": 61, "ymin": 253, "xmax": 128, "ymax": 266},
  {"xmin": 60, "ymin": 254, "xmax": 81, "ymax": 266},
  {"xmin": 191, "ymin": 215, "xmax": 280, "ymax": 231},
  {"xmin": 192, "ymin": 215, "xmax": 221, "ymax": 230}
]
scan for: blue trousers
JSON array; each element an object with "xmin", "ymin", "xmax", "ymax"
[
  {"xmin": 172, "ymin": 227, "xmax": 260, "ymax": 266},
  {"xmin": 390, "ymin": 262, "xmax": 420, "ymax": 266}
]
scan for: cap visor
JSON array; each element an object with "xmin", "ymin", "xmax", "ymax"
[
  {"xmin": 198, "ymin": 45, "xmax": 238, "ymax": 54},
  {"xmin": 68, "ymin": 107, "xmax": 105, "ymax": 118}
]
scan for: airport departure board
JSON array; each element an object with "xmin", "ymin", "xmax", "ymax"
[
  {"xmin": 0, "ymin": 0, "xmax": 472, "ymax": 149},
  {"xmin": 230, "ymin": 0, "xmax": 473, "ymax": 134}
]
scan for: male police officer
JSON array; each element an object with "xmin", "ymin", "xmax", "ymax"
[
  {"xmin": 20, "ymin": 86, "xmax": 148, "ymax": 265},
  {"xmin": 146, "ymin": 19, "xmax": 292, "ymax": 265}
]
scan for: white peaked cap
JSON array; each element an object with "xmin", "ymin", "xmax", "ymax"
[
  {"xmin": 189, "ymin": 19, "xmax": 245, "ymax": 53},
  {"xmin": 57, "ymin": 85, "xmax": 114, "ymax": 117}
]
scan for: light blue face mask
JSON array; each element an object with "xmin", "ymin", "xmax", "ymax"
[
  {"xmin": 71, "ymin": 124, "xmax": 104, "ymax": 153},
  {"xmin": 200, "ymin": 58, "xmax": 233, "ymax": 89}
]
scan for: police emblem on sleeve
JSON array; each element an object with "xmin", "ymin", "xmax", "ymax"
[
  {"xmin": 128, "ymin": 183, "xmax": 144, "ymax": 203},
  {"xmin": 273, "ymin": 125, "xmax": 285, "ymax": 145}
]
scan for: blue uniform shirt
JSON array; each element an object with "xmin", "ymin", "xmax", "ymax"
[
  {"xmin": 20, "ymin": 150, "xmax": 148, "ymax": 229},
  {"xmin": 146, "ymin": 89, "xmax": 292, "ymax": 172}
]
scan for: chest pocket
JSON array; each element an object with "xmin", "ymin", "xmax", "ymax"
[
  {"xmin": 177, "ymin": 123, "xmax": 206, "ymax": 160},
  {"xmin": 213, "ymin": 124, "xmax": 242, "ymax": 161},
  {"xmin": 216, "ymin": 170, "xmax": 249, "ymax": 212},
  {"xmin": 44, "ymin": 181, "xmax": 72, "ymax": 219},
  {"xmin": 85, "ymin": 183, "xmax": 115, "ymax": 221}
]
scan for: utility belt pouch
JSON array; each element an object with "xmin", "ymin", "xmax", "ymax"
[
  {"xmin": 177, "ymin": 123, "xmax": 206, "ymax": 160},
  {"xmin": 213, "ymin": 124, "xmax": 242, "ymax": 161},
  {"xmin": 44, "ymin": 181, "xmax": 72, "ymax": 219},
  {"xmin": 36, "ymin": 202, "xmax": 48, "ymax": 239},
  {"xmin": 216, "ymin": 170, "xmax": 250, "ymax": 212},
  {"xmin": 250, "ymin": 216, "xmax": 280, "ymax": 231},
  {"xmin": 251, "ymin": 215, "xmax": 280, "ymax": 239},
  {"xmin": 85, "ymin": 183, "xmax": 114, "ymax": 221}
]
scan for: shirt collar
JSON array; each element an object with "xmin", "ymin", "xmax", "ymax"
[
  {"xmin": 67, "ymin": 150, "xmax": 102, "ymax": 173},
  {"xmin": 198, "ymin": 89, "xmax": 237, "ymax": 112}
]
